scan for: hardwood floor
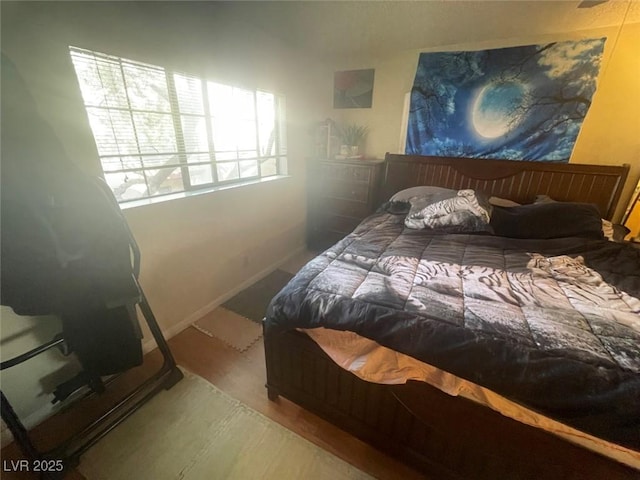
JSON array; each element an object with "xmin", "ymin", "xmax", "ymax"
[{"xmin": 1, "ymin": 326, "xmax": 425, "ymax": 479}]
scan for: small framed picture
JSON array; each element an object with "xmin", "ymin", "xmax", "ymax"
[{"xmin": 334, "ymin": 69, "xmax": 374, "ymax": 109}]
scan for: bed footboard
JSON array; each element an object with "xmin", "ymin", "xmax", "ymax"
[{"xmin": 263, "ymin": 326, "xmax": 638, "ymax": 480}]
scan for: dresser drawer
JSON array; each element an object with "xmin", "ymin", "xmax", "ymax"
[
  {"xmin": 307, "ymin": 157, "xmax": 385, "ymax": 249},
  {"xmin": 324, "ymin": 180, "xmax": 370, "ymax": 203},
  {"xmin": 318, "ymin": 197, "xmax": 371, "ymax": 218},
  {"xmin": 320, "ymin": 164, "xmax": 372, "ymax": 183}
]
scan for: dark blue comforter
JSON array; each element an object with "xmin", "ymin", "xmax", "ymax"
[{"xmin": 266, "ymin": 212, "xmax": 640, "ymax": 449}]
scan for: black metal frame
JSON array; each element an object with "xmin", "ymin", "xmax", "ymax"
[{"xmin": 0, "ymin": 181, "xmax": 183, "ymax": 478}]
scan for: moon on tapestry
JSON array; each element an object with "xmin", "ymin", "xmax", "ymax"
[
  {"xmin": 405, "ymin": 38, "xmax": 606, "ymax": 162},
  {"xmin": 471, "ymin": 82, "xmax": 528, "ymax": 138}
]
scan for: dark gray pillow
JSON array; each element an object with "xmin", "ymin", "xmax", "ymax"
[
  {"xmin": 390, "ymin": 186, "xmax": 456, "ymax": 202},
  {"xmin": 490, "ymin": 202, "xmax": 604, "ymax": 239}
]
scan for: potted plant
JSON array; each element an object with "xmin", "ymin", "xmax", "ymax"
[{"xmin": 338, "ymin": 123, "xmax": 369, "ymax": 158}]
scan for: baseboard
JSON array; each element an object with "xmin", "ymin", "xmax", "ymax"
[{"xmin": 141, "ymin": 245, "xmax": 306, "ymax": 353}]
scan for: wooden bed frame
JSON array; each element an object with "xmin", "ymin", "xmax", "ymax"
[
  {"xmin": 264, "ymin": 154, "xmax": 636, "ymax": 479},
  {"xmin": 379, "ymin": 153, "xmax": 629, "ymax": 220}
]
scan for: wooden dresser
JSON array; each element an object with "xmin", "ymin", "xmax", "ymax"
[{"xmin": 307, "ymin": 157, "xmax": 385, "ymax": 249}]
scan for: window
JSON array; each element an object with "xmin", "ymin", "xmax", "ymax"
[{"xmin": 69, "ymin": 47, "xmax": 287, "ymax": 203}]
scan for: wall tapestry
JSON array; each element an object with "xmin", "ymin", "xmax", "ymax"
[
  {"xmin": 406, "ymin": 38, "xmax": 606, "ymax": 162},
  {"xmin": 334, "ymin": 69, "xmax": 375, "ymax": 108}
]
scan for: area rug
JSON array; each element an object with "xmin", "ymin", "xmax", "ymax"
[
  {"xmin": 192, "ymin": 307, "xmax": 262, "ymax": 352},
  {"xmin": 222, "ymin": 269, "xmax": 293, "ymax": 323},
  {"xmin": 78, "ymin": 370, "xmax": 372, "ymax": 480}
]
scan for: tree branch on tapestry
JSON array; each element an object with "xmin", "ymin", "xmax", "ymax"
[
  {"xmin": 409, "ymin": 85, "xmax": 449, "ymax": 138},
  {"xmin": 494, "ymin": 43, "xmax": 557, "ymax": 77}
]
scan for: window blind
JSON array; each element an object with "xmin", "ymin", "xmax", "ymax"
[{"xmin": 70, "ymin": 46, "xmax": 287, "ymax": 203}]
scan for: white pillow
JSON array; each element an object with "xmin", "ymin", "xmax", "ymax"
[{"xmin": 390, "ymin": 186, "xmax": 455, "ymax": 202}]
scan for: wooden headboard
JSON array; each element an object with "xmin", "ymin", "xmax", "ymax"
[{"xmin": 381, "ymin": 153, "xmax": 630, "ymax": 220}]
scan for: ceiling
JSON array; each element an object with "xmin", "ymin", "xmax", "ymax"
[{"xmin": 218, "ymin": 1, "xmax": 639, "ymax": 61}]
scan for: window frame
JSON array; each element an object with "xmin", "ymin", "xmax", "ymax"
[{"xmin": 69, "ymin": 46, "xmax": 288, "ymax": 204}]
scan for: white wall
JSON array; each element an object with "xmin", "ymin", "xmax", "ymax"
[{"xmin": 0, "ymin": 1, "xmax": 331, "ymax": 437}]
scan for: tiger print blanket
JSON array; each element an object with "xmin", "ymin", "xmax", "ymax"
[{"xmin": 266, "ymin": 212, "xmax": 640, "ymax": 449}]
